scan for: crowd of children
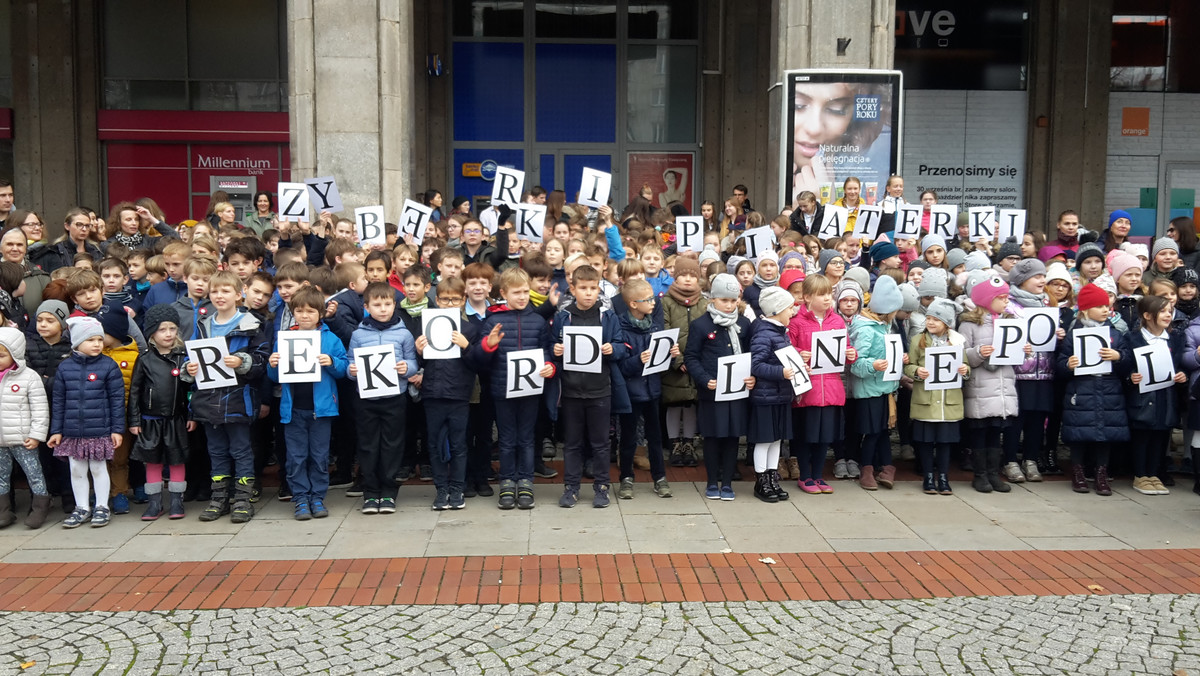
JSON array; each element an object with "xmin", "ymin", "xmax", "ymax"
[{"xmin": 1, "ymin": 179, "xmax": 1200, "ymax": 532}]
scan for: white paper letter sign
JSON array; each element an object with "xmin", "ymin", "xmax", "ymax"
[
  {"xmin": 675, "ymin": 216, "xmax": 704, "ymax": 253},
  {"xmin": 398, "ymin": 199, "xmax": 433, "ymax": 245},
  {"xmin": 1073, "ymin": 327, "xmax": 1112, "ymax": 376},
  {"xmin": 642, "ymin": 328, "xmax": 679, "ymax": 376},
  {"xmin": 852, "ymin": 205, "xmax": 883, "ymax": 241},
  {"xmin": 818, "ymin": 205, "xmax": 847, "ymax": 240},
  {"xmin": 989, "ymin": 318, "xmax": 1026, "ymax": 366},
  {"xmin": 809, "ymin": 329, "xmax": 848, "ymax": 375},
  {"xmin": 186, "ymin": 338, "xmax": 238, "ymax": 391},
  {"xmin": 354, "ymin": 344, "xmax": 402, "ymax": 400},
  {"xmin": 278, "ymin": 330, "xmax": 322, "ymax": 384},
  {"xmin": 924, "ymin": 345, "xmax": 963, "ymax": 391},
  {"xmin": 998, "ymin": 209, "xmax": 1027, "ymax": 243},
  {"xmin": 775, "ymin": 345, "xmax": 812, "ymax": 396},
  {"xmin": 562, "ymin": 326, "xmax": 603, "ymax": 373},
  {"xmin": 968, "ymin": 206, "xmax": 996, "ymax": 243},
  {"xmin": 277, "ymin": 182, "xmax": 309, "ymax": 222},
  {"xmin": 421, "ymin": 309, "xmax": 461, "ymax": 360},
  {"xmin": 715, "ymin": 353, "xmax": 751, "ymax": 401},
  {"xmin": 305, "ymin": 176, "xmax": 343, "ymax": 214},
  {"xmin": 355, "ymin": 206, "xmax": 386, "ymax": 246},
  {"xmin": 491, "ymin": 167, "xmax": 525, "ymax": 208},
  {"xmin": 513, "ymin": 203, "xmax": 546, "ymax": 243},
  {"xmin": 1025, "ymin": 308, "xmax": 1060, "ymax": 352},
  {"xmin": 739, "ymin": 226, "xmax": 776, "ymax": 261},
  {"xmin": 928, "ymin": 204, "xmax": 958, "ymax": 240},
  {"xmin": 506, "ymin": 348, "xmax": 545, "ymax": 398},
  {"xmin": 895, "ymin": 205, "xmax": 922, "ymax": 239},
  {"xmin": 578, "ymin": 168, "xmax": 612, "ymax": 208},
  {"xmin": 883, "ymin": 334, "xmax": 904, "ymax": 382},
  {"xmin": 1134, "ymin": 341, "xmax": 1175, "ymax": 393}
]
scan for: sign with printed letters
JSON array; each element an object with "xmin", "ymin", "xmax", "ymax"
[
  {"xmin": 968, "ymin": 206, "xmax": 996, "ymax": 243},
  {"xmin": 810, "ymin": 329, "xmax": 848, "ymax": 375},
  {"xmin": 1025, "ymin": 308, "xmax": 1059, "ymax": 352},
  {"xmin": 989, "ymin": 318, "xmax": 1026, "ymax": 366},
  {"xmin": 852, "ymin": 205, "xmax": 883, "ymax": 240},
  {"xmin": 675, "ymin": 216, "xmax": 705, "ymax": 253},
  {"xmin": 186, "ymin": 338, "xmax": 238, "ymax": 390},
  {"xmin": 353, "ymin": 344, "xmax": 402, "ymax": 399},
  {"xmin": 1072, "ymin": 327, "xmax": 1111, "ymax": 376},
  {"xmin": 715, "ymin": 353, "xmax": 751, "ymax": 401},
  {"xmin": 277, "ymin": 182, "xmax": 309, "ymax": 222},
  {"xmin": 895, "ymin": 205, "xmax": 923, "ymax": 239},
  {"xmin": 740, "ymin": 226, "xmax": 777, "ymax": 261},
  {"xmin": 928, "ymin": 204, "xmax": 958, "ymax": 239},
  {"xmin": 924, "ymin": 344, "xmax": 963, "ymax": 391},
  {"xmin": 397, "ymin": 199, "xmax": 433, "ymax": 245},
  {"xmin": 278, "ymin": 330, "xmax": 322, "ymax": 384},
  {"xmin": 578, "ymin": 168, "xmax": 612, "ymax": 208},
  {"xmin": 355, "ymin": 206, "xmax": 386, "ymax": 246},
  {"xmin": 562, "ymin": 326, "xmax": 604, "ymax": 373},
  {"xmin": 491, "ymin": 166, "xmax": 525, "ymax": 208},
  {"xmin": 998, "ymin": 209, "xmax": 1027, "ymax": 243},
  {"xmin": 775, "ymin": 345, "xmax": 813, "ymax": 396},
  {"xmin": 305, "ymin": 176, "xmax": 344, "ymax": 214},
  {"xmin": 506, "ymin": 349, "xmax": 545, "ymax": 398},
  {"xmin": 642, "ymin": 328, "xmax": 679, "ymax": 376},
  {"xmin": 513, "ymin": 203, "xmax": 546, "ymax": 243},
  {"xmin": 883, "ymin": 334, "xmax": 904, "ymax": 381},
  {"xmin": 1133, "ymin": 341, "xmax": 1174, "ymax": 393},
  {"xmin": 817, "ymin": 205, "xmax": 848, "ymax": 240},
  {"xmin": 422, "ymin": 309, "xmax": 461, "ymax": 360}
]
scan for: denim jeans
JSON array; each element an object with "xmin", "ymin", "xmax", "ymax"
[
  {"xmin": 204, "ymin": 422, "xmax": 253, "ymax": 480},
  {"xmin": 283, "ymin": 410, "xmax": 332, "ymax": 505},
  {"xmin": 425, "ymin": 398, "xmax": 469, "ymax": 493},
  {"xmin": 494, "ymin": 397, "xmax": 538, "ymax": 482}
]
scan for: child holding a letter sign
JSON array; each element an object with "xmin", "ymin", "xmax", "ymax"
[
  {"xmin": 904, "ymin": 299, "xmax": 968, "ymax": 495},
  {"xmin": 684, "ymin": 274, "xmax": 753, "ymax": 501},
  {"xmin": 615, "ymin": 279, "xmax": 674, "ymax": 500},
  {"xmin": 1122, "ymin": 295, "xmax": 1186, "ymax": 495},
  {"xmin": 267, "ymin": 287, "xmax": 350, "ymax": 520},
  {"xmin": 846, "ymin": 276, "xmax": 905, "ymax": 491},
  {"xmin": 1056, "ymin": 283, "xmax": 1131, "ymax": 496},
  {"xmin": 660, "ymin": 258, "xmax": 708, "ymax": 468},
  {"xmin": 747, "ymin": 287, "xmax": 799, "ymax": 503},
  {"xmin": 1007, "ymin": 259, "xmax": 1061, "ymax": 481}
]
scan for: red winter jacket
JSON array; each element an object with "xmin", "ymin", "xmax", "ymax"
[{"xmin": 787, "ymin": 304, "xmax": 850, "ymax": 408}]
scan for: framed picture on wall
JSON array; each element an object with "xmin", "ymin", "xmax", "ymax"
[{"xmin": 627, "ymin": 151, "xmax": 695, "ymax": 214}]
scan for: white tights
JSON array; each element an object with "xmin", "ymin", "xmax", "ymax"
[
  {"xmin": 69, "ymin": 458, "xmax": 110, "ymax": 512},
  {"xmin": 664, "ymin": 406, "xmax": 696, "ymax": 440},
  {"xmin": 753, "ymin": 441, "xmax": 782, "ymax": 473}
]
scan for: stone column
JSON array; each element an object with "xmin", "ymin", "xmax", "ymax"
[
  {"xmin": 765, "ymin": 0, "xmax": 896, "ymax": 210},
  {"xmin": 288, "ymin": 0, "xmax": 415, "ymax": 215}
]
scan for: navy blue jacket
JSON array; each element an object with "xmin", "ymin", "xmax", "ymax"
[
  {"xmin": 1056, "ymin": 321, "xmax": 1132, "ymax": 442},
  {"xmin": 748, "ymin": 318, "xmax": 794, "ymax": 406},
  {"xmin": 1122, "ymin": 328, "xmax": 1183, "ymax": 430},
  {"xmin": 184, "ymin": 310, "xmax": 269, "ymax": 425},
  {"xmin": 421, "ymin": 309, "xmax": 480, "ymax": 402},
  {"xmin": 467, "ymin": 304, "xmax": 554, "ymax": 400},
  {"xmin": 143, "ymin": 278, "xmax": 188, "ymax": 309},
  {"xmin": 549, "ymin": 304, "xmax": 630, "ymax": 414},
  {"xmin": 683, "ymin": 312, "xmax": 753, "ymax": 403},
  {"xmin": 51, "ymin": 352, "xmax": 126, "ymax": 438},
  {"xmin": 326, "ymin": 288, "xmax": 364, "ymax": 348},
  {"xmin": 617, "ymin": 311, "xmax": 664, "ymax": 403}
]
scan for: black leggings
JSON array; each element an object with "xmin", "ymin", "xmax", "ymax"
[
  {"xmin": 1018, "ymin": 410, "xmax": 1048, "ymax": 463},
  {"xmin": 968, "ymin": 418, "xmax": 1019, "ymax": 462},
  {"xmin": 916, "ymin": 442, "xmax": 952, "ymax": 475},
  {"xmin": 703, "ymin": 437, "xmax": 739, "ymax": 487},
  {"xmin": 1131, "ymin": 429, "xmax": 1170, "ymax": 477},
  {"xmin": 1070, "ymin": 442, "xmax": 1110, "ymax": 468}
]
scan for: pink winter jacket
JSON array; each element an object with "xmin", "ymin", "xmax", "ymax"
[{"xmin": 787, "ymin": 304, "xmax": 850, "ymax": 408}]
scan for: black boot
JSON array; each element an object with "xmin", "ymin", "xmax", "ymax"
[
  {"xmin": 936, "ymin": 473, "xmax": 953, "ymax": 495},
  {"xmin": 922, "ymin": 473, "xmax": 936, "ymax": 495},
  {"xmin": 986, "ymin": 448, "xmax": 1011, "ymax": 493},
  {"xmin": 140, "ymin": 491, "xmax": 164, "ymax": 521},
  {"xmin": 754, "ymin": 473, "xmax": 778, "ymax": 503},
  {"xmin": 769, "ymin": 470, "xmax": 789, "ymax": 501},
  {"xmin": 230, "ymin": 478, "xmax": 255, "ymax": 523},
  {"xmin": 972, "ymin": 466, "xmax": 992, "ymax": 493},
  {"xmin": 198, "ymin": 479, "xmax": 231, "ymax": 521}
]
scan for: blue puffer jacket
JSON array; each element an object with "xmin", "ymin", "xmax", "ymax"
[
  {"xmin": 143, "ymin": 278, "xmax": 187, "ymax": 309},
  {"xmin": 683, "ymin": 312, "xmax": 753, "ymax": 403},
  {"xmin": 184, "ymin": 310, "xmax": 269, "ymax": 425},
  {"xmin": 421, "ymin": 310, "xmax": 479, "ymax": 402},
  {"xmin": 467, "ymin": 304, "xmax": 554, "ymax": 399},
  {"xmin": 51, "ymin": 352, "xmax": 126, "ymax": 438},
  {"xmin": 1122, "ymin": 328, "xmax": 1182, "ymax": 430},
  {"xmin": 749, "ymin": 318, "xmax": 794, "ymax": 405},
  {"xmin": 1056, "ymin": 321, "xmax": 1131, "ymax": 442},
  {"xmin": 268, "ymin": 324, "xmax": 349, "ymax": 423},
  {"xmin": 347, "ymin": 315, "xmax": 419, "ymax": 388},
  {"xmin": 617, "ymin": 311, "xmax": 663, "ymax": 403}
]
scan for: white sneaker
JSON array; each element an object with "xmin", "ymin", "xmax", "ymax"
[
  {"xmin": 1131, "ymin": 476, "xmax": 1157, "ymax": 495},
  {"xmin": 846, "ymin": 460, "xmax": 861, "ymax": 479},
  {"xmin": 1003, "ymin": 462, "xmax": 1026, "ymax": 483},
  {"xmin": 1022, "ymin": 460, "xmax": 1042, "ymax": 482},
  {"xmin": 1149, "ymin": 477, "xmax": 1170, "ymax": 495},
  {"xmin": 833, "ymin": 459, "xmax": 849, "ymax": 479}
]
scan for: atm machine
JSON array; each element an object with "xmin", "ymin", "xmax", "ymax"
[{"xmin": 209, "ymin": 176, "xmax": 259, "ymax": 223}]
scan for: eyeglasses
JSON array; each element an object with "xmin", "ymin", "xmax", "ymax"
[
  {"xmin": 24, "ymin": 221, "xmax": 43, "ymax": 228},
  {"xmin": 463, "ymin": 229, "xmax": 483, "ymax": 235},
  {"xmin": 438, "ymin": 296, "xmax": 464, "ymax": 303},
  {"xmin": 635, "ymin": 297, "xmax": 656, "ymax": 304}
]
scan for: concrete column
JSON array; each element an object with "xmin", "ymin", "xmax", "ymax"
[
  {"xmin": 10, "ymin": 0, "xmax": 101, "ymax": 230},
  {"xmin": 1025, "ymin": 0, "xmax": 1113, "ymax": 233},
  {"xmin": 764, "ymin": 0, "xmax": 895, "ymax": 211},
  {"xmin": 288, "ymin": 0, "xmax": 415, "ymax": 215}
]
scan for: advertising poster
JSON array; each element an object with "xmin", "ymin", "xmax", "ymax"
[
  {"xmin": 627, "ymin": 152, "xmax": 695, "ymax": 213},
  {"xmin": 780, "ymin": 70, "xmax": 903, "ymax": 208}
]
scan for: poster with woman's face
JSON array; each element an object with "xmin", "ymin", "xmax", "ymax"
[
  {"xmin": 783, "ymin": 70, "xmax": 902, "ymax": 208},
  {"xmin": 627, "ymin": 152, "xmax": 695, "ymax": 213}
]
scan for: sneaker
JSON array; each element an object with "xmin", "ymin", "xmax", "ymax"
[
  {"xmin": 681, "ymin": 441, "xmax": 699, "ymax": 467},
  {"xmin": 277, "ymin": 486, "xmax": 293, "ymax": 502},
  {"xmin": 833, "ymin": 459, "xmax": 849, "ymax": 479},
  {"xmin": 396, "ymin": 466, "xmax": 413, "ymax": 482},
  {"xmin": 294, "ymin": 502, "xmax": 312, "ymax": 521},
  {"xmin": 90, "ymin": 507, "xmax": 110, "ymax": 528},
  {"xmin": 653, "ymin": 478, "xmax": 673, "ymax": 498},
  {"xmin": 516, "ymin": 480, "xmax": 535, "ymax": 510},
  {"xmin": 311, "ymin": 499, "xmax": 329, "ymax": 518},
  {"xmin": 432, "ymin": 490, "xmax": 450, "ymax": 511},
  {"xmin": 593, "ymin": 485, "xmax": 610, "ymax": 508},
  {"xmin": 534, "ymin": 464, "xmax": 558, "ymax": 479},
  {"xmin": 1132, "ymin": 476, "xmax": 1157, "ymax": 495},
  {"xmin": 816, "ymin": 480, "xmax": 834, "ymax": 494},
  {"xmin": 132, "ymin": 486, "xmax": 148, "ymax": 504},
  {"xmin": 463, "ymin": 483, "xmax": 477, "ymax": 498},
  {"xmin": 1022, "ymin": 460, "xmax": 1043, "ymax": 482},
  {"xmin": 250, "ymin": 480, "xmax": 262, "ymax": 503},
  {"xmin": 719, "ymin": 485, "xmax": 736, "ymax": 501},
  {"xmin": 558, "ymin": 488, "xmax": 579, "ymax": 508},
  {"xmin": 499, "ymin": 481, "xmax": 517, "ymax": 510},
  {"xmin": 846, "ymin": 460, "xmax": 861, "ymax": 479},
  {"xmin": 1150, "ymin": 477, "xmax": 1170, "ymax": 495},
  {"xmin": 345, "ymin": 480, "xmax": 364, "ymax": 498},
  {"xmin": 800, "ymin": 479, "xmax": 822, "ymax": 494},
  {"xmin": 361, "ymin": 498, "xmax": 380, "ymax": 515},
  {"xmin": 668, "ymin": 441, "xmax": 685, "ymax": 467},
  {"xmin": 419, "ymin": 464, "xmax": 434, "ymax": 482},
  {"xmin": 110, "ymin": 493, "xmax": 130, "ymax": 515},
  {"xmin": 542, "ymin": 438, "xmax": 557, "ymax": 460},
  {"xmin": 618, "ymin": 477, "xmax": 634, "ymax": 500},
  {"xmin": 63, "ymin": 507, "xmax": 91, "ymax": 529},
  {"xmin": 705, "ymin": 484, "xmax": 720, "ymax": 500},
  {"xmin": 1003, "ymin": 462, "xmax": 1026, "ymax": 483},
  {"xmin": 378, "ymin": 498, "xmax": 396, "ymax": 514},
  {"xmin": 328, "ymin": 475, "xmax": 354, "ymax": 489},
  {"xmin": 475, "ymin": 481, "xmax": 494, "ymax": 497},
  {"xmin": 449, "ymin": 492, "xmax": 466, "ymax": 509}
]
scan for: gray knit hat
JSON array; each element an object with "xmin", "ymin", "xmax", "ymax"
[
  {"xmin": 1008, "ymin": 258, "xmax": 1047, "ymax": 290},
  {"xmin": 945, "ymin": 247, "xmax": 967, "ymax": 271},
  {"xmin": 898, "ymin": 282, "xmax": 920, "ymax": 313},
  {"xmin": 1152, "ymin": 236, "xmax": 1180, "ymax": 260},
  {"xmin": 925, "ymin": 298, "xmax": 957, "ymax": 328},
  {"xmin": 917, "ymin": 267, "xmax": 948, "ymax": 298},
  {"xmin": 709, "ymin": 273, "xmax": 741, "ymax": 300},
  {"xmin": 35, "ymin": 300, "xmax": 69, "ymax": 333},
  {"xmin": 758, "ymin": 286, "xmax": 794, "ymax": 317}
]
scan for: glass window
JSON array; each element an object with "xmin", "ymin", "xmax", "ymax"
[
  {"xmin": 104, "ymin": 0, "xmax": 188, "ymax": 80},
  {"xmin": 453, "ymin": 0, "xmax": 523, "ymax": 37},
  {"xmin": 894, "ymin": 0, "xmax": 1029, "ymax": 90},
  {"xmin": 105, "ymin": 80, "xmax": 189, "ymax": 111},
  {"xmin": 1111, "ymin": 13, "xmax": 1168, "ymax": 91},
  {"xmin": 0, "ymin": 0, "xmax": 12, "ymax": 108},
  {"xmin": 187, "ymin": 0, "xmax": 281, "ymax": 81},
  {"xmin": 628, "ymin": 0, "xmax": 698, "ymax": 40},
  {"xmin": 626, "ymin": 45, "xmax": 696, "ymax": 144},
  {"xmin": 535, "ymin": 1, "xmax": 616, "ymax": 39}
]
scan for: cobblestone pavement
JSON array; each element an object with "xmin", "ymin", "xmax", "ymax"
[{"xmin": 3, "ymin": 595, "xmax": 1199, "ymax": 675}]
